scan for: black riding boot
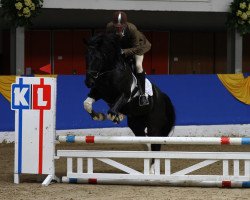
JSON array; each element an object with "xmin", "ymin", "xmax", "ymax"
[{"xmin": 137, "ymin": 71, "xmax": 149, "ymax": 106}]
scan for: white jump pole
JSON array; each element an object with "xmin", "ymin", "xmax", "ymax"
[
  {"xmin": 61, "ymin": 177, "xmax": 250, "ymax": 188},
  {"xmin": 58, "ymin": 136, "xmax": 250, "ymax": 145}
]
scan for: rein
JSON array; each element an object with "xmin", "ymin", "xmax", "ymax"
[{"xmin": 87, "ymin": 68, "xmax": 117, "ymax": 80}]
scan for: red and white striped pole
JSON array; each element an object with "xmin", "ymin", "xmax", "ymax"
[
  {"xmin": 62, "ymin": 177, "xmax": 250, "ymax": 188},
  {"xmin": 58, "ymin": 136, "xmax": 250, "ymax": 145}
]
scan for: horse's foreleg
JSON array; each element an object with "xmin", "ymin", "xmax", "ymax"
[
  {"xmin": 107, "ymin": 111, "xmax": 125, "ymax": 124},
  {"xmin": 107, "ymin": 93, "xmax": 129, "ymax": 123},
  {"xmin": 83, "ymin": 97, "xmax": 106, "ymax": 121}
]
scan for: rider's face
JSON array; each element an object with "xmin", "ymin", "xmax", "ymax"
[{"xmin": 115, "ymin": 26, "xmax": 125, "ymax": 37}]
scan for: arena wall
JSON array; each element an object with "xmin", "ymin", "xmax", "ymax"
[{"xmin": 0, "ymin": 74, "xmax": 250, "ymax": 142}]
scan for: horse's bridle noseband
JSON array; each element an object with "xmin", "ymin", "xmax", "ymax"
[
  {"xmin": 87, "ymin": 68, "xmax": 117, "ymax": 80},
  {"xmin": 87, "ymin": 70, "xmax": 100, "ymax": 79}
]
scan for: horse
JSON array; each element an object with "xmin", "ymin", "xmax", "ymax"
[{"xmin": 83, "ymin": 33, "xmax": 176, "ymax": 172}]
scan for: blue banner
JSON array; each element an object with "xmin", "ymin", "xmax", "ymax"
[{"xmin": 1, "ymin": 75, "xmax": 250, "ymax": 131}]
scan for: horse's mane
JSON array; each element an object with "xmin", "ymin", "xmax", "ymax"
[{"xmin": 88, "ymin": 33, "xmax": 121, "ymax": 60}]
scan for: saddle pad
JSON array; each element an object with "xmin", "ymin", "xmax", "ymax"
[
  {"xmin": 131, "ymin": 74, "xmax": 153, "ymax": 97},
  {"xmin": 145, "ymin": 78, "xmax": 153, "ymax": 96}
]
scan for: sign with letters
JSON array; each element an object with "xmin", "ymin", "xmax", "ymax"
[{"xmin": 11, "ymin": 77, "xmax": 56, "ymax": 178}]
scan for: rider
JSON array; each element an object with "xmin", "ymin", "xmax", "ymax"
[{"xmin": 106, "ymin": 11, "xmax": 151, "ymax": 106}]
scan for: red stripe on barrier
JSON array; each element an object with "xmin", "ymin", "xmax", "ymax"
[
  {"xmin": 221, "ymin": 137, "xmax": 230, "ymax": 145},
  {"xmin": 88, "ymin": 178, "xmax": 97, "ymax": 184},
  {"xmin": 222, "ymin": 181, "xmax": 232, "ymax": 188},
  {"xmin": 38, "ymin": 109, "xmax": 44, "ymax": 174},
  {"xmin": 85, "ymin": 136, "xmax": 95, "ymax": 143}
]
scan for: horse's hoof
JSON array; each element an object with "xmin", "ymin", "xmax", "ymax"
[
  {"xmin": 118, "ymin": 113, "xmax": 125, "ymax": 122},
  {"xmin": 93, "ymin": 113, "xmax": 106, "ymax": 121},
  {"xmin": 98, "ymin": 113, "xmax": 106, "ymax": 120},
  {"xmin": 107, "ymin": 113, "xmax": 115, "ymax": 121},
  {"xmin": 113, "ymin": 116, "xmax": 121, "ymax": 124}
]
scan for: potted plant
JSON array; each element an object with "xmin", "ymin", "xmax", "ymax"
[
  {"xmin": 0, "ymin": 0, "xmax": 43, "ymax": 27},
  {"xmin": 227, "ymin": 0, "xmax": 250, "ymax": 35}
]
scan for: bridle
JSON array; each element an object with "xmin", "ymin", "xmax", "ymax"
[
  {"xmin": 87, "ymin": 68, "xmax": 117, "ymax": 80},
  {"xmin": 86, "ymin": 40, "xmax": 124, "ymax": 80},
  {"xmin": 86, "ymin": 70, "xmax": 100, "ymax": 79}
]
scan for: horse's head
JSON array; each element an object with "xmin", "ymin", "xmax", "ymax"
[
  {"xmin": 85, "ymin": 45, "xmax": 104, "ymax": 88},
  {"xmin": 85, "ymin": 33, "xmax": 121, "ymax": 88}
]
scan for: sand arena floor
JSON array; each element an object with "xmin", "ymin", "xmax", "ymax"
[{"xmin": 1, "ymin": 143, "xmax": 250, "ymax": 200}]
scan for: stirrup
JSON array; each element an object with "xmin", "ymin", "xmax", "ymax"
[{"xmin": 139, "ymin": 94, "xmax": 149, "ymax": 106}]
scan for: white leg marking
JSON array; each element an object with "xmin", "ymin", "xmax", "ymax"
[
  {"xmin": 118, "ymin": 113, "xmax": 125, "ymax": 122},
  {"xmin": 83, "ymin": 97, "xmax": 95, "ymax": 113},
  {"xmin": 150, "ymin": 163, "xmax": 155, "ymax": 174},
  {"xmin": 145, "ymin": 129, "xmax": 154, "ymax": 174}
]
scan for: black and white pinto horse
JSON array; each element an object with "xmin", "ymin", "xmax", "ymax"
[{"xmin": 83, "ymin": 33, "xmax": 175, "ymax": 172}]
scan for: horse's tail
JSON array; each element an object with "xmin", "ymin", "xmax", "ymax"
[{"xmin": 163, "ymin": 93, "xmax": 176, "ymax": 134}]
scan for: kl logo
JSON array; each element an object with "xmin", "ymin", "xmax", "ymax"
[{"xmin": 11, "ymin": 78, "xmax": 51, "ymax": 111}]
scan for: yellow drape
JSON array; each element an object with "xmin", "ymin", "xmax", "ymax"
[
  {"xmin": 217, "ymin": 74, "xmax": 250, "ymax": 105},
  {"xmin": 0, "ymin": 75, "xmax": 57, "ymax": 103},
  {"xmin": 35, "ymin": 74, "xmax": 57, "ymax": 78},
  {"xmin": 0, "ymin": 76, "xmax": 17, "ymax": 102}
]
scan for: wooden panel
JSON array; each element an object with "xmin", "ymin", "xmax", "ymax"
[
  {"xmin": 25, "ymin": 30, "xmax": 51, "ymax": 74},
  {"xmin": 54, "ymin": 30, "xmax": 73, "ymax": 74},
  {"xmin": 54, "ymin": 30, "xmax": 92, "ymax": 75},
  {"xmin": 243, "ymin": 33, "xmax": 250, "ymax": 73},
  {"xmin": 193, "ymin": 32, "xmax": 214, "ymax": 74},
  {"xmin": 214, "ymin": 32, "xmax": 227, "ymax": 74},
  {"xmin": 151, "ymin": 31, "xmax": 169, "ymax": 74},
  {"xmin": 72, "ymin": 30, "xmax": 92, "ymax": 74},
  {"xmin": 169, "ymin": 31, "xmax": 193, "ymax": 74}
]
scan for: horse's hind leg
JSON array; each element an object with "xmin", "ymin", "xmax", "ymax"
[
  {"xmin": 147, "ymin": 127, "xmax": 163, "ymax": 174},
  {"xmin": 127, "ymin": 116, "xmax": 147, "ymax": 137},
  {"xmin": 128, "ymin": 116, "xmax": 160, "ymax": 174},
  {"xmin": 127, "ymin": 116, "xmax": 151, "ymax": 151},
  {"xmin": 151, "ymin": 144, "xmax": 161, "ymax": 152}
]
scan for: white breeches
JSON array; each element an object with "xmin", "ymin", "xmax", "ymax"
[{"xmin": 135, "ymin": 55, "xmax": 144, "ymax": 73}]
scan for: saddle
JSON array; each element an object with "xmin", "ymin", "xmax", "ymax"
[
  {"xmin": 123, "ymin": 56, "xmax": 137, "ymax": 75},
  {"xmin": 122, "ymin": 57, "xmax": 153, "ymax": 101}
]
